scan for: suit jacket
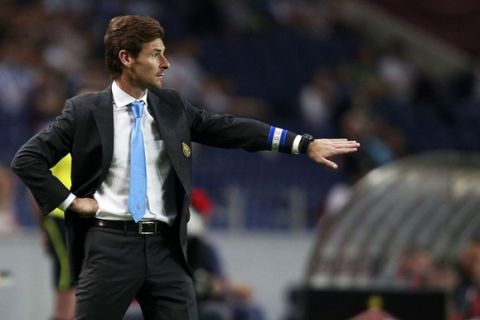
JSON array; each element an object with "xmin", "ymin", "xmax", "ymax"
[{"xmin": 11, "ymin": 85, "xmax": 298, "ymax": 282}]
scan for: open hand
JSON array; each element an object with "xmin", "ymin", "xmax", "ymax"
[{"xmin": 307, "ymin": 138, "xmax": 360, "ymax": 169}]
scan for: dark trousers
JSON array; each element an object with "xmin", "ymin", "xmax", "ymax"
[{"xmin": 75, "ymin": 224, "xmax": 197, "ymax": 320}]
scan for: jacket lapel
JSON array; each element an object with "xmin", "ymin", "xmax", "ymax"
[
  {"xmin": 92, "ymin": 86, "xmax": 114, "ymax": 184},
  {"xmin": 90, "ymin": 86, "xmax": 190, "ymax": 191},
  {"xmin": 147, "ymin": 91, "xmax": 190, "ymax": 191}
]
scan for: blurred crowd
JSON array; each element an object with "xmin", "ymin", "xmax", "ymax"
[
  {"xmin": 387, "ymin": 239, "xmax": 480, "ymax": 320},
  {"xmin": 2, "ymin": 0, "xmax": 480, "ymax": 222},
  {"xmin": 2, "ymin": 0, "xmax": 480, "ymax": 319}
]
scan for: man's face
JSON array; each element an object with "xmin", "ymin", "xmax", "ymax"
[{"xmin": 129, "ymin": 38, "xmax": 170, "ymax": 90}]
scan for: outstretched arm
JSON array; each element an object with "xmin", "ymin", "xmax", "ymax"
[
  {"xmin": 180, "ymin": 93, "xmax": 360, "ymax": 167},
  {"xmin": 307, "ymin": 138, "xmax": 360, "ymax": 169}
]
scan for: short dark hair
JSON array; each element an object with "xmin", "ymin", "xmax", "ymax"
[{"xmin": 104, "ymin": 15, "xmax": 165, "ymax": 79}]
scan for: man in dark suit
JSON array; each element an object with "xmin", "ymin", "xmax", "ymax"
[{"xmin": 11, "ymin": 15, "xmax": 359, "ymax": 320}]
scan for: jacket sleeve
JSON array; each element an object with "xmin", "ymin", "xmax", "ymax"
[
  {"xmin": 11, "ymin": 99, "xmax": 76, "ymax": 215},
  {"xmin": 184, "ymin": 99, "xmax": 298, "ymax": 153}
]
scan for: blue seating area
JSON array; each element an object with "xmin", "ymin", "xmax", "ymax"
[
  {"xmin": 198, "ymin": 28, "xmax": 358, "ymax": 117},
  {"xmin": 188, "ymin": 27, "xmax": 480, "ymax": 231},
  {"xmin": 192, "ymin": 144, "xmax": 343, "ymax": 230}
]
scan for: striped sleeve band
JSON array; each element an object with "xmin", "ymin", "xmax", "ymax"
[{"xmin": 267, "ymin": 126, "xmax": 288, "ymax": 152}]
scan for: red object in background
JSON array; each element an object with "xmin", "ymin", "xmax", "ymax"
[{"xmin": 190, "ymin": 187, "xmax": 213, "ymax": 216}]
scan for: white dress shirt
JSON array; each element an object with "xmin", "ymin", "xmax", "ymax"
[{"xmin": 62, "ymin": 81, "xmax": 173, "ymax": 223}]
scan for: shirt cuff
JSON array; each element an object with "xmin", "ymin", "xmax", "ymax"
[
  {"xmin": 58, "ymin": 193, "xmax": 76, "ymax": 211},
  {"xmin": 291, "ymin": 135, "xmax": 302, "ymax": 155}
]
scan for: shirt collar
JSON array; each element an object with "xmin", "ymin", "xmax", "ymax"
[{"xmin": 111, "ymin": 80, "xmax": 148, "ymax": 109}]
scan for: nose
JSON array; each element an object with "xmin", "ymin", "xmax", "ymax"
[{"xmin": 161, "ymin": 56, "xmax": 170, "ymax": 69}]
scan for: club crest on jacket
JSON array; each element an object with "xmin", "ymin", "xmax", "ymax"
[{"xmin": 182, "ymin": 142, "xmax": 191, "ymax": 158}]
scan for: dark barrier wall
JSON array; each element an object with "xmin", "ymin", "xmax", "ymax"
[{"xmin": 289, "ymin": 287, "xmax": 447, "ymax": 320}]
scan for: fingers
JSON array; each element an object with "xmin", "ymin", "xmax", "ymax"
[
  {"xmin": 309, "ymin": 153, "xmax": 339, "ymax": 169},
  {"xmin": 323, "ymin": 159, "xmax": 338, "ymax": 169},
  {"xmin": 319, "ymin": 140, "xmax": 359, "ymax": 154},
  {"xmin": 70, "ymin": 197, "xmax": 98, "ymax": 218},
  {"xmin": 307, "ymin": 138, "xmax": 360, "ymax": 169},
  {"xmin": 332, "ymin": 146, "xmax": 359, "ymax": 155},
  {"xmin": 322, "ymin": 146, "xmax": 359, "ymax": 157},
  {"xmin": 329, "ymin": 140, "xmax": 360, "ymax": 147},
  {"xmin": 325, "ymin": 139, "xmax": 360, "ymax": 155}
]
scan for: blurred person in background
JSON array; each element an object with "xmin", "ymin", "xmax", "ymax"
[
  {"xmin": 393, "ymin": 247, "xmax": 435, "ymax": 289},
  {"xmin": 452, "ymin": 238, "xmax": 480, "ymax": 320},
  {"xmin": 161, "ymin": 38, "xmax": 205, "ymax": 104},
  {"xmin": 269, "ymin": 0, "xmax": 330, "ymax": 34},
  {"xmin": 33, "ymin": 155, "xmax": 75, "ymax": 320},
  {"xmin": 28, "ymin": 84, "xmax": 96, "ymax": 320},
  {"xmin": 11, "ymin": 15, "xmax": 359, "ymax": 320},
  {"xmin": 298, "ymin": 68, "xmax": 335, "ymax": 135},
  {"xmin": 388, "ymin": 246, "xmax": 458, "ymax": 292},
  {"xmin": 199, "ymin": 75, "xmax": 270, "ymax": 120},
  {"xmin": 0, "ymin": 165, "xmax": 18, "ymax": 235},
  {"xmin": 188, "ymin": 187, "xmax": 264, "ymax": 320},
  {"xmin": 377, "ymin": 38, "xmax": 417, "ymax": 104},
  {"xmin": 339, "ymin": 106, "xmax": 394, "ymax": 173}
]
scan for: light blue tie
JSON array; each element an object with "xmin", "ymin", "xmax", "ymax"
[{"xmin": 128, "ymin": 101, "xmax": 147, "ymax": 222}]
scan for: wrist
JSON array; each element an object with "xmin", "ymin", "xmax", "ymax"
[
  {"xmin": 298, "ymin": 133, "xmax": 314, "ymax": 154},
  {"xmin": 60, "ymin": 193, "xmax": 76, "ymax": 211}
]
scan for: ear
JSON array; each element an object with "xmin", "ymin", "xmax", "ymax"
[{"xmin": 118, "ymin": 49, "xmax": 133, "ymax": 68}]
